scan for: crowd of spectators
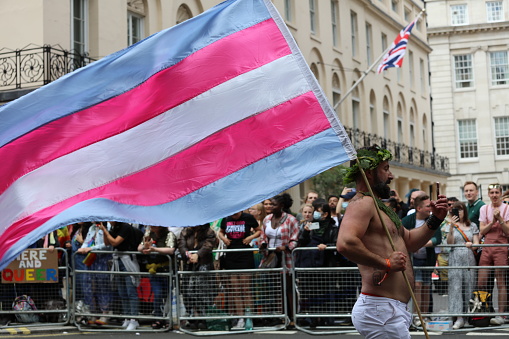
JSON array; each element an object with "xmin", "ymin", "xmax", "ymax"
[{"xmin": 2, "ymin": 182, "xmax": 509, "ymax": 332}]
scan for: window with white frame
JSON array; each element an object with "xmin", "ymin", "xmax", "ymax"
[
  {"xmin": 381, "ymin": 33, "xmax": 387, "ymax": 52},
  {"xmin": 391, "ymin": 0, "xmax": 399, "ymax": 13},
  {"xmin": 404, "ymin": 7, "xmax": 411, "ymax": 22},
  {"xmin": 127, "ymin": 11, "xmax": 144, "ymax": 46},
  {"xmin": 352, "ymin": 87, "xmax": 360, "ymax": 130},
  {"xmin": 451, "ymin": 4, "xmax": 468, "ymax": 25},
  {"xmin": 366, "ymin": 22, "xmax": 373, "ymax": 65},
  {"xmin": 332, "ymin": 72, "xmax": 341, "ymax": 114},
  {"xmin": 458, "ymin": 119, "xmax": 478, "ymax": 158},
  {"xmin": 285, "ymin": 0, "xmax": 293, "ymax": 22},
  {"xmin": 409, "ymin": 51, "xmax": 414, "ymax": 89},
  {"xmin": 351, "ymin": 11, "xmax": 358, "ymax": 57},
  {"xmin": 72, "ymin": 0, "xmax": 88, "ymax": 55},
  {"xmin": 495, "ymin": 116, "xmax": 509, "ymax": 156},
  {"xmin": 487, "ymin": 1, "xmax": 503, "ymax": 22},
  {"xmin": 331, "ymin": 1, "xmax": 339, "ymax": 47},
  {"xmin": 383, "ymin": 97, "xmax": 390, "ymax": 139},
  {"xmin": 454, "ymin": 54, "xmax": 474, "ymax": 88},
  {"xmin": 490, "ymin": 51, "xmax": 509, "ymax": 86},
  {"xmin": 310, "ymin": 0, "xmax": 317, "ymax": 34},
  {"xmin": 419, "ymin": 58, "xmax": 425, "ymax": 93}
]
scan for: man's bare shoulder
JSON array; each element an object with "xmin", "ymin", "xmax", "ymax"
[{"xmin": 341, "ymin": 194, "xmax": 375, "ymax": 228}]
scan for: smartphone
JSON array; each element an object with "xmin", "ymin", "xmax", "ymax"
[
  {"xmin": 390, "ymin": 190, "xmax": 396, "ymax": 197},
  {"xmin": 308, "ymin": 222, "xmax": 320, "ymax": 230},
  {"xmin": 452, "ymin": 208, "xmax": 459, "ymax": 218}
]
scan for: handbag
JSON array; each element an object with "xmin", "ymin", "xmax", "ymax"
[{"xmin": 454, "ymin": 225, "xmax": 480, "ymax": 264}]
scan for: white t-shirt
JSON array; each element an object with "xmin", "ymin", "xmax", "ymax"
[
  {"xmin": 414, "ymin": 219, "xmax": 427, "ymax": 259},
  {"xmin": 264, "ymin": 223, "xmax": 283, "ymax": 249}
]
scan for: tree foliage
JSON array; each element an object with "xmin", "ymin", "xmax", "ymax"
[{"xmin": 311, "ymin": 164, "xmax": 352, "ymax": 198}]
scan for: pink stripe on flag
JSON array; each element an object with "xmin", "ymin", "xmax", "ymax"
[
  {"xmin": 0, "ymin": 18, "xmax": 290, "ymax": 195},
  {"xmin": 0, "ymin": 91, "xmax": 329, "ymax": 259}
]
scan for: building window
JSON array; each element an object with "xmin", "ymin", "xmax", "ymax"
[
  {"xmin": 310, "ymin": 0, "xmax": 317, "ymax": 34},
  {"xmin": 331, "ymin": 1, "xmax": 339, "ymax": 47},
  {"xmin": 409, "ymin": 51, "xmax": 414, "ymax": 89},
  {"xmin": 310, "ymin": 63, "xmax": 319, "ymax": 81},
  {"xmin": 176, "ymin": 4, "xmax": 192, "ymax": 24},
  {"xmin": 383, "ymin": 97, "xmax": 390, "ymax": 139},
  {"xmin": 454, "ymin": 54, "xmax": 474, "ymax": 88},
  {"xmin": 366, "ymin": 22, "xmax": 373, "ymax": 65},
  {"xmin": 458, "ymin": 119, "xmax": 478, "ymax": 158},
  {"xmin": 451, "ymin": 4, "xmax": 468, "ymax": 25},
  {"xmin": 352, "ymin": 87, "xmax": 360, "ymax": 130},
  {"xmin": 391, "ymin": 0, "xmax": 399, "ymax": 13},
  {"xmin": 351, "ymin": 11, "xmax": 358, "ymax": 57},
  {"xmin": 381, "ymin": 33, "xmax": 387, "ymax": 52},
  {"xmin": 285, "ymin": 0, "xmax": 293, "ymax": 22},
  {"xmin": 72, "ymin": 0, "xmax": 88, "ymax": 55},
  {"xmin": 127, "ymin": 11, "xmax": 144, "ymax": 45},
  {"xmin": 487, "ymin": 1, "xmax": 503, "ymax": 22},
  {"xmin": 495, "ymin": 117, "xmax": 509, "ymax": 156},
  {"xmin": 419, "ymin": 58, "xmax": 425, "ymax": 93},
  {"xmin": 490, "ymin": 51, "xmax": 509, "ymax": 86},
  {"xmin": 332, "ymin": 72, "xmax": 341, "ymax": 114}
]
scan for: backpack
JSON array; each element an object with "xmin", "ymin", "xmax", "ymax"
[
  {"xmin": 12, "ymin": 295, "xmax": 39, "ymax": 323},
  {"xmin": 469, "ymin": 290, "xmax": 494, "ymax": 327}
]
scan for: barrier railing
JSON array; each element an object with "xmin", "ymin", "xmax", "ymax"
[
  {"xmin": 72, "ymin": 250, "xmax": 172, "ymax": 332},
  {"xmin": 176, "ymin": 248, "xmax": 288, "ymax": 336},
  {"xmin": 0, "ymin": 248, "xmax": 70, "ymax": 327}
]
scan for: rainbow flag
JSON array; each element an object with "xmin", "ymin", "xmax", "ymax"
[{"xmin": 0, "ymin": 0, "xmax": 355, "ymax": 270}]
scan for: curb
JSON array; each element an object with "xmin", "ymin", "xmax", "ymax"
[{"xmin": 0, "ymin": 325, "xmax": 80, "ymax": 335}]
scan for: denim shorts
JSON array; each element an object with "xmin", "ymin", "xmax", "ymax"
[{"xmin": 413, "ymin": 257, "xmax": 432, "ymax": 285}]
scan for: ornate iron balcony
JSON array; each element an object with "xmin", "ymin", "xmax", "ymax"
[
  {"xmin": 0, "ymin": 45, "xmax": 95, "ymax": 91},
  {"xmin": 345, "ymin": 127, "xmax": 450, "ymax": 175}
]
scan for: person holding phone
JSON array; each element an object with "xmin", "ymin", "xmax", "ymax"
[{"xmin": 446, "ymin": 202, "xmax": 479, "ymax": 329}]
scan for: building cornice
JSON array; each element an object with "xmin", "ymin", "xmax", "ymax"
[{"xmin": 428, "ymin": 21, "xmax": 509, "ymax": 36}]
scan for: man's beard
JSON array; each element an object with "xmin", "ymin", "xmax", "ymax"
[{"xmin": 373, "ymin": 173, "xmax": 391, "ymax": 199}]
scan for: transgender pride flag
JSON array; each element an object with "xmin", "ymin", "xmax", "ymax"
[{"xmin": 0, "ymin": 0, "xmax": 355, "ymax": 270}]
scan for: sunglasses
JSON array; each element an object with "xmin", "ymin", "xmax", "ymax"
[
  {"xmin": 503, "ymin": 201, "xmax": 509, "ymax": 205},
  {"xmin": 488, "ymin": 184, "xmax": 501, "ymax": 189}
]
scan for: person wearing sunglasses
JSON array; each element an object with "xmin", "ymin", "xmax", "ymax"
[{"xmin": 477, "ymin": 184, "xmax": 509, "ymax": 325}]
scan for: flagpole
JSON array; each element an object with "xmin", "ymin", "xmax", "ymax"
[{"xmin": 333, "ymin": 8, "xmax": 425, "ymax": 111}]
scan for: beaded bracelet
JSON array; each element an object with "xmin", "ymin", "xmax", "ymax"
[{"xmin": 427, "ymin": 214, "xmax": 444, "ymax": 231}]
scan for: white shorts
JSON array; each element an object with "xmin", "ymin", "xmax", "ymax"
[{"xmin": 352, "ymin": 293, "xmax": 411, "ymax": 339}]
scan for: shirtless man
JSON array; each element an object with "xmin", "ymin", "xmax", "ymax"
[{"xmin": 336, "ymin": 145, "xmax": 447, "ymax": 338}]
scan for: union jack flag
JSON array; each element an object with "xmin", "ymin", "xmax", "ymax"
[{"xmin": 377, "ymin": 11, "xmax": 423, "ymax": 73}]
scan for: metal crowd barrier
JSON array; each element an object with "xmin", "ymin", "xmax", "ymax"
[
  {"xmin": 0, "ymin": 248, "xmax": 70, "ymax": 328},
  {"xmin": 291, "ymin": 247, "xmax": 359, "ymax": 334},
  {"xmin": 176, "ymin": 248, "xmax": 288, "ymax": 336},
  {"xmin": 72, "ymin": 250, "xmax": 173, "ymax": 332}
]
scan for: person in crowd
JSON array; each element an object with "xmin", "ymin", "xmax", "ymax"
[
  {"xmin": 259, "ymin": 193, "xmax": 299, "ymax": 326},
  {"xmin": 327, "ymin": 195, "xmax": 340, "ymax": 225},
  {"xmin": 336, "ymin": 187, "xmax": 356, "ymax": 218},
  {"xmin": 477, "ymin": 184, "xmax": 509, "ymax": 325},
  {"xmin": 464, "ymin": 181, "xmax": 485, "ymax": 228},
  {"xmin": 77, "ymin": 221, "xmax": 112, "ymax": 325},
  {"xmin": 298, "ymin": 204, "xmax": 314, "ymax": 231},
  {"xmin": 435, "ymin": 197, "xmax": 459, "ymax": 295},
  {"xmin": 262, "ymin": 199, "xmax": 274, "ymax": 216},
  {"xmin": 446, "ymin": 202, "xmax": 479, "ymax": 329},
  {"xmin": 218, "ymin": 211, "xmax": 260, "ymax": 329},
  {"xmin": 296, "ymin": 202, "xmax": 338, "ymax": 327},
  {"xmin": 100, "ymin": 222, "xmax": 142, "ymax": 331},
  {"xmin": 72, "ymin": 222, "xmax": 91, "ymax": 323},
  {"xmin": 406, "ymin": 189, "xmax": 426, "ymax": 216},
  {"xmin": 402, "ymin": 195, "xmax": 442, "ymax": 327},
  {"xmin": 387, "ymin": 189, "xmax": 407, "ymax": 219},
  {"xmin": 138, "ymin": 225, "xmax": 177, "ymax": 329},
  {"xmin": 296, "ymin": 191, "xmax": 319, "ymax": 221},
  {"xmin": 178, "ymin": 223, "xmax": 217, "ymax": 330},
  {"xmin": 248, "ymin": 203, "xmax": 267, "ymax": 228},
  {"xmin": 337, "ymin": 145, "xmax": 448, "ymax": 339}
]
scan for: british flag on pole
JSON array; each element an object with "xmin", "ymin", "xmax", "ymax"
[{"xmin": 377, "ymin": 11, "xmax": 424, "ymax": 73}]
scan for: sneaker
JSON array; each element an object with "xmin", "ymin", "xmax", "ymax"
[
  {"xmin": 413, "ymin": 317, "xmax": 421, "ymax": 327},
  {"xmin": 232, "ymin": 318, "xmax": 245, "ymax": 329},
  {"xmin": 95, "ymin": 316, "xmax": 108, "ymax": 325},
  {"xmin": 126, "ymin": 319, "xmax": 139, "ymax": 331},
  {"xmin": 452, "ymin": 317, "xmax": 464, "ymax": 329},
  {"xmin": 490, "ymin": 316, "xmax": 505, "ymax": 325},
  {"xmin": 121, "ymin": 319, "xmax": 130, "ymax": 328}
]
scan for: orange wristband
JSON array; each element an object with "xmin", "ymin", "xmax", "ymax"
[{"xmin": 377, "ymin": 258, "xmax": 391, "ymax": 286}]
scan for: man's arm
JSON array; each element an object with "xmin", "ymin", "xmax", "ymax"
[
  {"xmin": 336, "ymin": 196, "xmax": 406, "ymax": 272},
  {"xmin": 404, "ymin": 195, "xmax": 448, "ymax": 252}
]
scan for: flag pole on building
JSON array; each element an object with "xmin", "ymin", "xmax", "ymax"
[{"xmin": 333, "ymin": 8, "xmax": 425, "ymax": 110}]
